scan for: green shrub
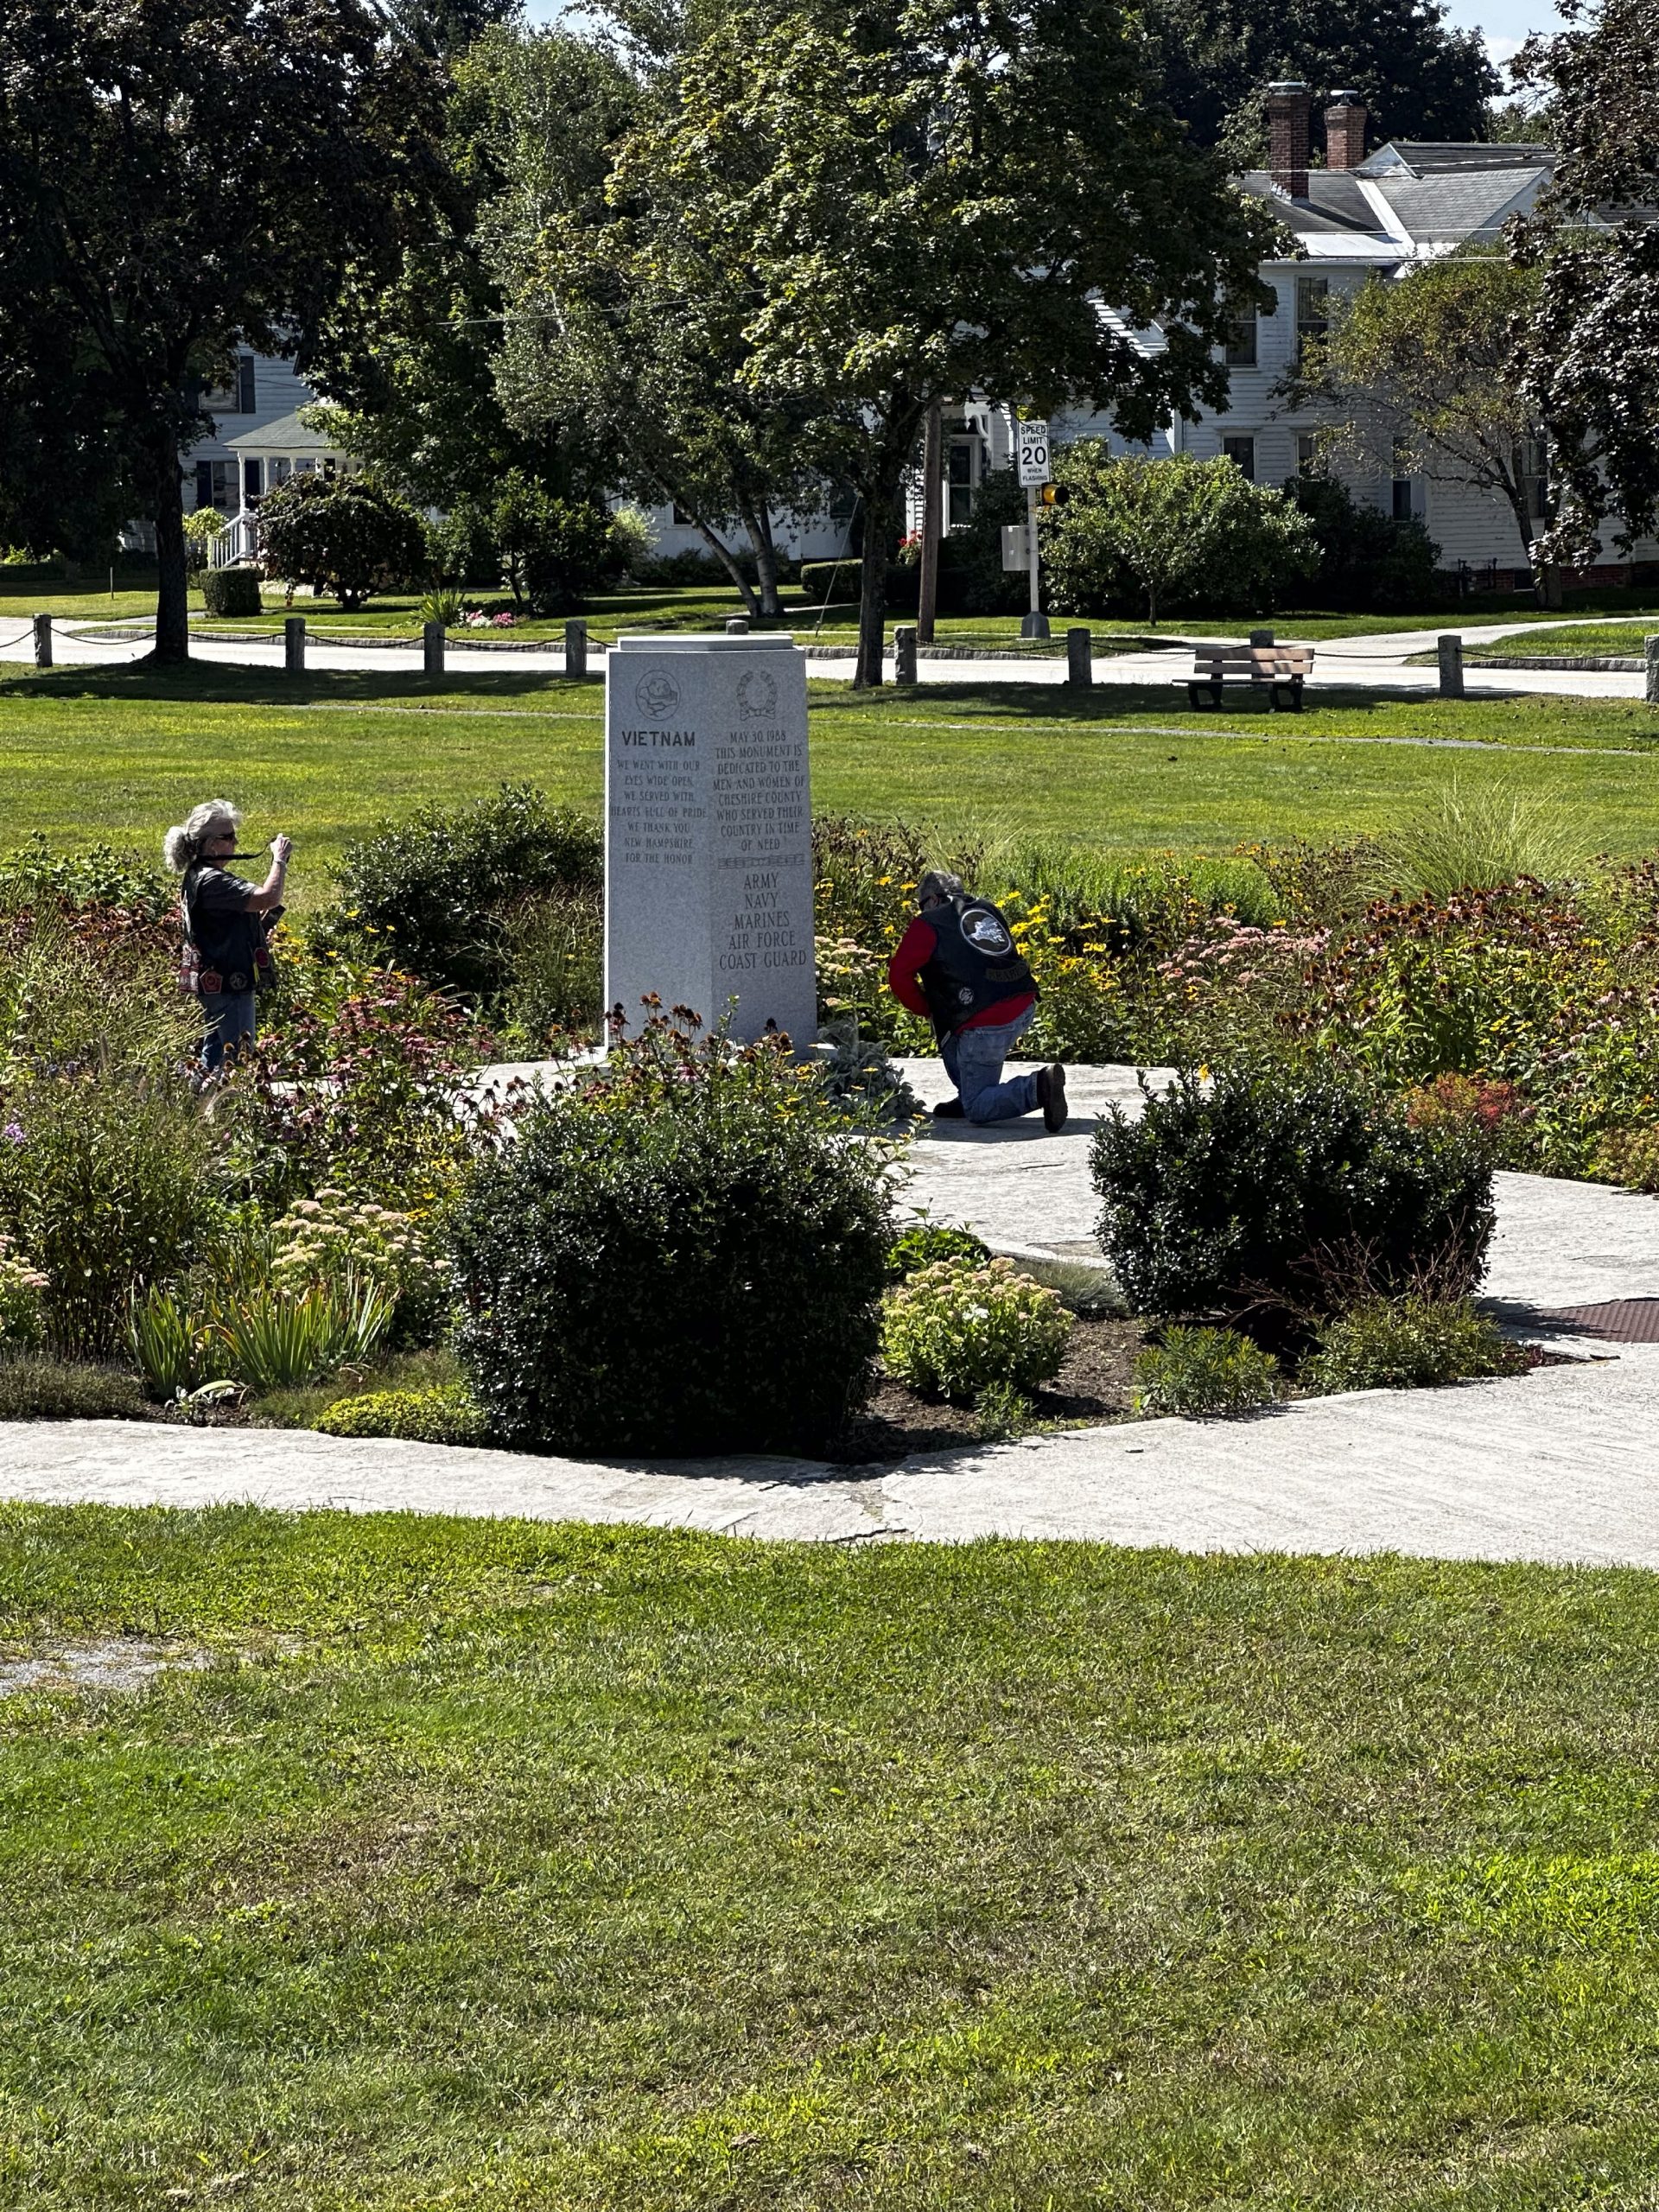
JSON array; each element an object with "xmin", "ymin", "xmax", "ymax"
[
  {"xmin": 1592, "ymin": 1125, "xmax": 1659, "ymax": 1192},
  {"xmin": 1283, "ymin": 472, "xmax": 1440, "ymax": 611},
  {"xmin": 1091, "ymin": 1065, "xmax": 1495, "ymax": 1324},
  {"xmin": 319, "ymin": 783, "xmax": 601, "ymax": 1002},
  {"xmin": 182, "ymin": 508, "xmax": 227, "ymax": 575},
  {"xmin": 1041, "ymin": 444, "xmax": 1319, "ymax": 624},
  {"xmin": 200, "ymin": 565, "xmax": 262, "ymax": 617},
  {"xmin": 881, "ymin": 1257, "xmax": 1072, "ymax": 1404},
  {"xmin": 314, "ymin": 1382, "xmax": 488, "ymax": 1445},
  {"xmin": 256, "ymin": 474, "xmax": 426, "ymax": 609},
  {"xmin": 0, "ymin": 1356, "xmax": 149, "ymax": 1421},
  {"xmin": 489, "ymin": 471, "xmax": 613, "ymax": 613},
  {"xmin": 886, "ymin": 1223, "xmax": 992, "ymax": 1281},
  {"xmin": 448, "ymin": 1017, "xmax": 895, "ymax": 1455},
  {"xmin": 1133, "ymin": 1325, "xmax": 1281, "ymax": 1417},
  {"xmin": 1301, "ymin": 1296, "xmax": 1525, "ymax": 1395}
]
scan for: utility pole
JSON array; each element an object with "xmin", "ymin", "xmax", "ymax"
[{"xmin": 917, "ymin": 402, "xmax": 943, "ymax": 645}]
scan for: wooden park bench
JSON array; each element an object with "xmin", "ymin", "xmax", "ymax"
[{"xmin": 1186, "ymin": 642, "xmax": 1314, "ymax": 711}]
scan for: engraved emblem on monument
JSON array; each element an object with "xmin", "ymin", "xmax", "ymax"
[
  {"xmin": 736, "ymin": 667, "xmax": 779, "ymax": 720},
  {"xmin": 633, "ymin": 666, "xmax": 683, "ymax": 722}
]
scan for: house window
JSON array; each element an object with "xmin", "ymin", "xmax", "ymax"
[
  {"xmin": 1296, "ymin": 433, "xmax": 1323, "ymax": 475},
  {"xmin": 243, "ymin": 457, "xmax": 264, "ymax": 502},
  {"xmin": 194, "ymin": 459, "xmax": 238, "ymax": 514},
  {"xmin": 828, "ymin": 484, "xmax": 857, "ymax": 526},
  {"xmin": 200, "ymin": 354, "xmax": 255, "ymax": 414},
  {"xmin": 1517, "ymin": 434, "xmax": 1549, "ymax": 521},
  {"xmin": 1295, "ymin": 277, "xmax": 1329, "ymax": 365},
  {"xmin": 1224, "ymin": 315, "xmax": 1257, "ymax": 368},
  {"xmin": 947, "ymin": 436, "xmax": 979, "ymax": 527},
  {"xmin": 271, "ymin": 458, "xmax": 291, "ymax": 486},
  {"xmin": 1222, "ymin": 435, "xmax": 1256, "ymax": 482},
  {"xmin": 1392, "ymin": 475, "xmax": 1415, "ymax": 521}
]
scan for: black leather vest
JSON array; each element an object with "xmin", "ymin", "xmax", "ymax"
[{"xmin": 918, "ymin": 893, "xmax": 1037, "ymax": 1037}]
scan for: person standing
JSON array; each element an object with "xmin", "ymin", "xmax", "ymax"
[
  {"xmin": 162, "ymin": 800, "xmax": 291, "ymax": 1072},
  {"xmin": 887, "ymin": 870, "xmax": 1067, "ymax": 1129}
]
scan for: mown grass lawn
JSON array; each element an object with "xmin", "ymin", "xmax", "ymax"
[
  {"xmin": 3, "ymin": 1504, "xmax": 1658, "ymax": 2208},
  {"xmin": 1467, "ymin": 622, "xmax": 1658, "ymax": 659},
  {"xmin": 3, "ymin": 663, "xmax": 1658, "ymax": 892}
]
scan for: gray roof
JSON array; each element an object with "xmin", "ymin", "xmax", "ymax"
[
  {"xmin": 223, "ymin": 410, "xmax": 346, "ymax": 454},
  {"xmin": 1358, "ymin": 141, "xmax": 1554, "ymax": 177},
  {"xmin": 1241, "ymin": 168, "xmax": 1379, "ymax": 233},
  {"xmin": 1243, "ymin": 141, "xmax": 1554, "ymax": 251},
  {"xmin": 1371, "ymin": 166, "xmax": 1549, "ymax": 238}
]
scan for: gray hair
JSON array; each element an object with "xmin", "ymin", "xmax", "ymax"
[
  {"xmin": 916, "ymin": 869, "xmax": 964, "ymax": 907},
  {"xmin": 162, "ymin": 799, "xmax": 241, "ymax": 874}
]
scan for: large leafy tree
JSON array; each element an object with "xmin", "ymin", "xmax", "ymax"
[
  {"xmin": 1510, "ymin": 0, "xmax": 1659, "ymax": 566},
  {"xmin": 0, "ymin": 0, "xmax": 447, "ymax": 662},
  {"xmin": 1289, "ymin": 252, "xmax": 1552, "ymax": 595},
  {"xmin": 1139, "ymin": 0, "xmax": 1497, "ymax": 163},
  {"xmin": 609, "ymin": 0, "xmax": 1277, "ymax": 684},
  {"xmin": 310, "ymin": 25, "xmax": 631, "ymax": 519}
]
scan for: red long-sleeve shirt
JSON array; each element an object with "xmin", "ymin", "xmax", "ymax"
[{"xmin": 887, "ymin": 914, "xmax": 1037, "ymax": 1032}]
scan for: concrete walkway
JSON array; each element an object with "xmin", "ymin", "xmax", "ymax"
[
  {"xmin": 4, "ymin": 612, "xmax": 1653, "ymax": 702},
  {"xmin": 4, "ymin": 1063, "xmax": 1659, "ymax": 1564}
]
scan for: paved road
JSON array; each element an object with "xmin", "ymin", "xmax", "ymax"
[
  {"xmin": 3, "ymin": 613, "xmax": 1651, "ymax": 702},
  {"xmin": 5, "ymin": 1062, "xmax": 1659, "ymax": 1564}
]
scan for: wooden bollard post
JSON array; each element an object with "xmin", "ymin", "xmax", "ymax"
[
  {"xmin": 284, "ymin": 616, "xmax": 306, "ymax": 675},
  {"xmin": 725, "ymin": 614, "xmax": 750, "ymax": 634},
  {"xmin": 31, "ymin": 613, "xmax": 51, "ymax": 669},
  {"xmin": 1065, "ymin": 626, "xmax": 1092, "ymax": 690},
  {"xmin": 564, "ymin": 619, "xmax": 588, "ymax": 678},
  {"xmin": 893, "ymin": 623, "xmax": 918, "ymax": 685},
  {"xmin": 1646, "ymin": 635, "xmax": 1659, "ymax": 708},
  {"xmin": 423, "ymin": 620, "xmax": 445, "ymax": 677},
  {"xmin": 1437, "ymin": 633, "xmax": 1465, "ymax": 698}
]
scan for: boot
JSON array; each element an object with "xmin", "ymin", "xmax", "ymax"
[
  {"xmin": 1035, "ymin": 1063, "xmax": 1067, "ymax": 1133},
  {"xmin": 931, "ymin": 1097, "xmax": 965, "ymax": 1120}
]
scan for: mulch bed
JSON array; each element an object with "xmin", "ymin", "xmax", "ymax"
[{"xmin": 824, "ymin": 1314, "xmax": 1154, "ymax": 1466}]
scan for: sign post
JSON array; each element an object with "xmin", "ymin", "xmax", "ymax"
[{"xmin": 1014, "ymin": 416, "xmax": 1052, "ymax": 639}]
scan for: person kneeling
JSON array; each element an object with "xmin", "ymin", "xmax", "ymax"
[{"xmin": 887, "ymin": 871, "xmax": 1066, "ymax": 1131}]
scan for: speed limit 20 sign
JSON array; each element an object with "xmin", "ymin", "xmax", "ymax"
[{"xmin": 1015, "ymin": 419, "xmax": 1051, "ymax": 486}]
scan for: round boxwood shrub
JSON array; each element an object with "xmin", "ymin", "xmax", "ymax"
[
  {"xmin": 200, "ymin": 564, "xmax": 262, "ymax": 617},
  {"xmin": 448, "ymin": 1021, "xmax": 896, "ymax": 1454},
  {"xmin": 1091, "ymin": 1064, "xmax": 1495, "ymax": 1323},
  {"xmin": 315, "ymin": 1382, "xmax": 488, "ymax": 1445}
]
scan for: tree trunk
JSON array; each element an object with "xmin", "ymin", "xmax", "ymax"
[
  {"xmin": 1506, "ymin": 492, "xmax": 1558, "ymax": 608},
  {"xmin": 917, "ymin": 402, "xmax": 943, "ymax": 645},
  {"xmin": 151, "ymin": 442, "xmax": 190, "ymax": 665},
  {"xmin": 687, "ymin": 512, "xmax": 760, "ymax": 619},
  {"xmin": 741, "ymin": 502, "xmax": 782, "ymax": 617},
  {"xmin": 854, "ymin": 486, "xmax": 894, "ymax": 690}
]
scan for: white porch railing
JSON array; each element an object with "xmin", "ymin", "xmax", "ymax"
[{"xmin": 209, "ymin": 510, "xmax": 260, "ymax": 568}]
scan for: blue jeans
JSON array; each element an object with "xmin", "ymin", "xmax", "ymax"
[
  {"xmin": 200, "ymin": 988, "xmax": 257, "ymax": 1072},
  {"xmin": 941, "ymin": 1004, "xmax": 1040, "ymax": 1123}
]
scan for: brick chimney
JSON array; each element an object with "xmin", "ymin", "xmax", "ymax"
[
  {"xmin": 1325, "ymin": 90, "xmax": 1369, "ymax": 171},
  {"xmin": 1268, "ymin": 79, "xmax": 1312, "ymax": 199}
]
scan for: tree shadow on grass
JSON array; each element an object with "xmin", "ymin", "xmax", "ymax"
[
  {"xmin": 807, "ymin": 677, "xmax": 1402, "ymax": 725},
  {"xmin": 0, "ymin": 663, "xmax": 600, "ymax": 710}
]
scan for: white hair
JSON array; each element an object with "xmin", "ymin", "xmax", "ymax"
[{"xmin": 163, "ymin": 799, "xmax": 241, "ymax": 874}]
